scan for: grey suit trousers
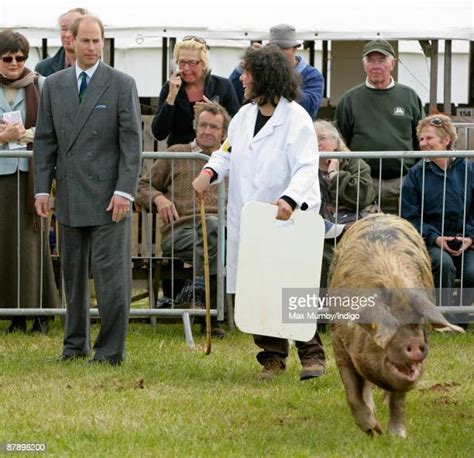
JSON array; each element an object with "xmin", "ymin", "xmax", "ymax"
[{"xmin": 59, "ymin": 218, "xmax": 132, "ymax": 362}]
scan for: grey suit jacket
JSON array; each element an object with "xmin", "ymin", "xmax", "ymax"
[{"xmin": 34, "ymin": 62, "xmax": 142, "ymax": 227}]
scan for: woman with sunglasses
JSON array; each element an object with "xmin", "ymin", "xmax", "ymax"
[
  {"xmin": 401, "ymin": 114, "xmax": 474, "ymax": 317},
  {"xmin": 0, "ymin": 30, "xmax": 59, "ymax": 333},
  {"xmin": 152, "ymin": 36, "xmax": 239, "ymax": 147}
]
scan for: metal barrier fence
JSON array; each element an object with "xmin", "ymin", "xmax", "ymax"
[
  {"xmin": 1, "ymin": 147, "xmax": 474, "ymax": 335},
  {"xmin": 453, "ymin": 122, "xmax": 474, "ymax": 151},
  {"xmin": 320, "ymin": 149, "xmax": 474, "ymax": 320},
  {"xmin": 0, "ymin": 150, "xmax": 226, "ymax": 348}
]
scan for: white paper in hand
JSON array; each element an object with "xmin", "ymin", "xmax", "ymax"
[
  {"xmin": 235, "ymin": 201, "xmax": 325, "ymax": 341},
  {"xmin": 2, "ymin": 110, "xmax": 23, "ymax": 150}
]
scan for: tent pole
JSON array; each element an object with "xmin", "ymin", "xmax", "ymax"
[
  {"xmin": 322, "ymin": 41, "xmax": 328, "ymax": 99},
  {"xmin": 443, "ymin": 40, "xmax": 452, "ymax": 114},
  {"xmin": 429, "ymin": 40, "xmax": 439, "ymax": 113}
]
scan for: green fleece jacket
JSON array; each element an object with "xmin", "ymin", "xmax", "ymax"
[{"xmin": 334, "ymin": 83, "xmax": 424, "ymax": 179}]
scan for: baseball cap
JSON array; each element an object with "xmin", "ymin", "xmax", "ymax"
[{"xmin": 362, "ymin": 40, "xmax": 396, "ymax": 58}]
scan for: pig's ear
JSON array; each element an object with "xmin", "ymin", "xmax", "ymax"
[
  {"xmin": 371, "ymin": 322, "xmax": 400, "ymax": 348},
  {"xmin": 358, "ymin": 301, "xmax": 400, "ymax": 348},
  {"xmin": 411, "ymin": 294, "xmax": 465, "ymax": 333}
]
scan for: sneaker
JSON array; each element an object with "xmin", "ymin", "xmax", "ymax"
[
  {"xmin": 257, "ymin": 359, "xmax": 285, "ymax": 380},
  {"xmin": 300, "ymin": 362, "xmax": 326, "ymax": 381}
]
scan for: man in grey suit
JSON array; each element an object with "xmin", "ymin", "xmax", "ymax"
[{"xmin": 34, "ymin": 15, "xmax": 142, "ymax": 365}]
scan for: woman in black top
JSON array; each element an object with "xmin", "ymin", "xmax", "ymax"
[{"xmin": 152, "ymin": 36, "xmax": 239, "ymax": 147}]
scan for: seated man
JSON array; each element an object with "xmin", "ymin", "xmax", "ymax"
[{"xmin": 136, "ymin": 102, "xmax": 230, "ymax": 336}]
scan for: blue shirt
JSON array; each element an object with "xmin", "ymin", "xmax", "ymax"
[{"xmin": 401, "ymin": 158, "xmax": 474, "ymax": 245}]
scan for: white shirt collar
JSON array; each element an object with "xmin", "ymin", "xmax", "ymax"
[
  {"xmin": 190, "ymin": 139, "xmax": 201, "ymax": 152},
  {"xmin": 75, "ymin": 60, "xmax": 100, "ymax": 81},
  {"xmin": 365, "ymin": 76, "xmax": 395, "ymax": 89}
]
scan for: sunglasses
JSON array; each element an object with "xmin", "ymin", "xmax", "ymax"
[
  {"xmin": 182, "ymin": 35, "xmax": 209, "ymax": 50},
  {"xmin": 428, "ymin": 117, "xmax": 448, "ymax": 127},
  {"xmin": 2, "ymin": 55, "xmax": 26, "ymax": 63},
  {"xmin": 177, "ymin": 59, "xmax": 201, "ymax": 67},
  {"xmin": 427, "ymin": 116, "xmax": 452, "ymax": 135}
]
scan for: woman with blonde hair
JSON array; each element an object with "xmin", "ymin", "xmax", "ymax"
[
  {"xmin": 402, "ymin": 114, "xmax": 474, "ymax": 315},
  {"xmin": 152, "ymin": 36, "xmax": 239, "ymax": 147}
]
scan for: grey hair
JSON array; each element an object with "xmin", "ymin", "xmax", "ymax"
[{"xmin": 314, "ymin": 120, "xmax": 350, "ymax": 152}]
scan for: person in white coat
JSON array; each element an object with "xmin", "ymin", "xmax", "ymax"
[{"xmin": 193, "ymin": 45, "xmax": 326, "ymax": 381}]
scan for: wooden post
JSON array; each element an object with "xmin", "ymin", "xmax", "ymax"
[{"xmin": 443, "ymin": 40, "xmax": 452, "ymax": 114}]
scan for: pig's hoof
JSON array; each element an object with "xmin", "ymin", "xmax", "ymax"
[
  {"xmin": 387, "ymin": 424, "xmax": 406, "ymax": 438},
  {"xmin": 365, "ymin": 421, "xmax": 383, "ymax": 437}
]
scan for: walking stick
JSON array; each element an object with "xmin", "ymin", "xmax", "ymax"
[{"xmin": 200, "ymin": 198, "xmax": 212, "ymax": 355}]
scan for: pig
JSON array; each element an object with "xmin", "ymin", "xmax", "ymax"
[{"xmin": 328, "ymin": 214, "xmax": 463, "ymax": 438}]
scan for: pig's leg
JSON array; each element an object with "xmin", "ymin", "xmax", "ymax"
[
  {"xmin": 338, "ymin": 365, "xmax": 382, "ymax": 436},
  {"xmin": 387, "ymin": 391, "xmax": 407, "ymax": 437},
  {"xmin": 362, "ymin": 381, "xmax": 376, "ymax": 416}
]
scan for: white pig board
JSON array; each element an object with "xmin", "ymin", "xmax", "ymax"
[{"xmin": 234, "ymin": 201, "xmax": 325, "ymax": 341}]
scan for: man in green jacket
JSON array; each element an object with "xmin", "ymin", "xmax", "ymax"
[{"xmin": 335, "ymin": 40, "xmax": 424, "ymax": 213}]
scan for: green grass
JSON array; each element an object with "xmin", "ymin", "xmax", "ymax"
[{"xmin": 0, "ymin": 321, "xmax": 473, "ymax": 457}]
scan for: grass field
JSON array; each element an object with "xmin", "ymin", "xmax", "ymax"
[{"xmin": 0, "ymin": 321, "xmax": 473, "ymax": 457}]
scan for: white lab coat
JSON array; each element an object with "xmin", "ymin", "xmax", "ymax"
[{"xmin": 207, "ymin": 97, "xmax": 321, "ymax": 292}]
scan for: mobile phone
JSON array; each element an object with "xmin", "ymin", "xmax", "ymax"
[
  {"xmin": 169, "ymin": 59, "xmax": 178, "ymax": 77},
  {"xmin": 447, "ymin": 237, "xmax": 462, "ymax": 251}
]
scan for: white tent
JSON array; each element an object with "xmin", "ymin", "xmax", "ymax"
[
  {"xmin": 1, "ymin": 0, "xmax": 473, "ymax": 103},
  {"xmin": 1, "ymin": 0, "xmax": 472, "ymax": 40}
]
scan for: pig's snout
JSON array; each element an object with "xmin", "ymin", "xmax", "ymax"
[{"xmin": 404, "ymin": 339, "xmax": 427, "ymax": 363}]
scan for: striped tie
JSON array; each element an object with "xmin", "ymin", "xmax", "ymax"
[{"xmin": 79, "ymin": 72, "xmax": 88, "ymax": 102}]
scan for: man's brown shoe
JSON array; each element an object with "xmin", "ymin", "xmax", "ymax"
[
  {"xmin": 257, "ymin": 359, "xmax": 285, "ymax": 380},
  {"xmin": 300, "ymin": 362, "xmax": 325, "ymax": 381}
]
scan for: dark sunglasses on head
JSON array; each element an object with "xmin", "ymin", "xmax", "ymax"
[
  {"xmin": 428, "ymin": 116, "xmax": 446, "ymax": 127},
  {"xmin": 428, "ymin": 116, "xmax": 453, "ymax": 135},
  {"xmin": 2, "ymin": 55, "xmax": 26, "ymax": 63},
  {"xmin": 182, "ymin": 35, "xmax": 209, "ymax": 49},
  {"xmin": 429, "ymin": 116, "xmax": 452, "ymax": 127}
]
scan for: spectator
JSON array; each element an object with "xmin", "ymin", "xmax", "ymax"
[
  {"xmin": 316, "ymin": 120, "xmax": 375, "ymax": 222},
  {"xmin": 35, "ymin": 8, "xmax": 88, "ymax": 76},
  {"xmin": 136, "ymin": 102, "xmax": 230, "ymax": 337},
  {"xmin": 335, "ymin": 40, "xmax": 424, "ymax": 213},
  {"xmin": 229, "ymin": 23, "xmax": 324, "ymax": 119},
  {"xmin": 0, "ymin": 30, "xmax": 59, "ymax": 333},
  {"xmin": 34, "ymin": 16, "xmax": 142, "ymax": 365},
  {"xmin": 401, "ymin": 114, "xmax": 474, "ymax": 314},
  {"xmin": 193, "ymin": 45, "xmax": 325, "ymax": 381},
  {"xmin": 315, "ymin": 120, "xmax": 375, "ymax": 287},
  {"xmin": 152, "ymin": 36, "xmax": 239, "ymax": 147}
]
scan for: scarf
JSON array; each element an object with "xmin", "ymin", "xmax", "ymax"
[{"xmin": 1, "ymin": 67, "xmax": 40, "ymax": 215}]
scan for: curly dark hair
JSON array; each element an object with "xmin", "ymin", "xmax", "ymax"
[{"xmin": 242, "ymin": 44, "xmax": 299, "ymax": 107}]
